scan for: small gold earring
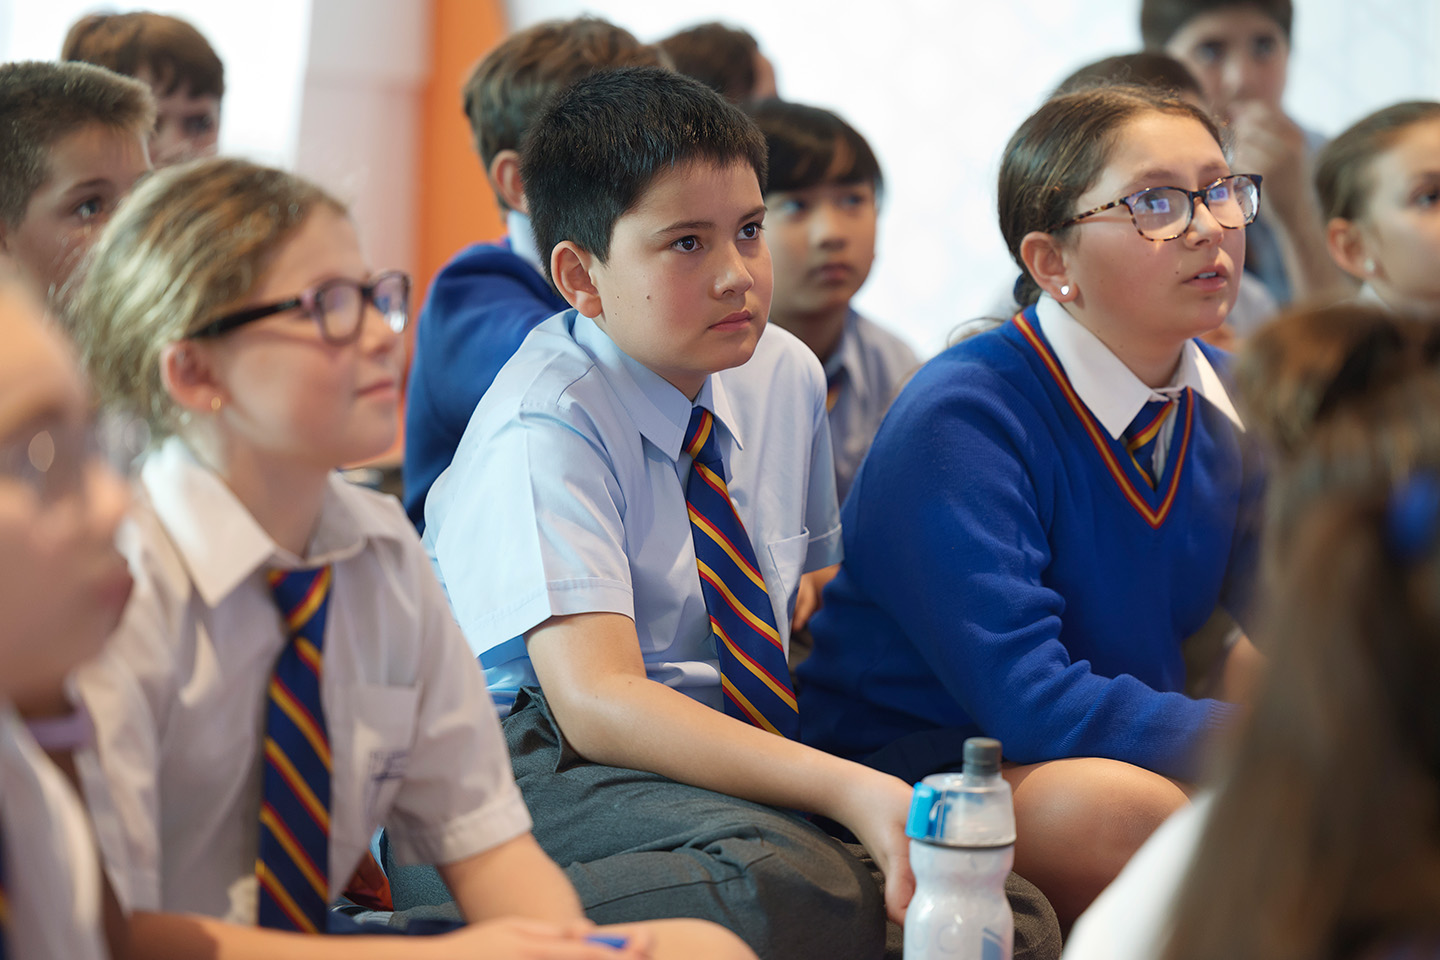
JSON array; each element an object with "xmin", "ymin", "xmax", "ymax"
[{"xmin": 210, "ymin": 396, "xmax": 223, "ymax": 413}]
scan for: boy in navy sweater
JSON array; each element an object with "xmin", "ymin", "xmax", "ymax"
[{"xmin": 402, "ymin": 18, "xmax": 663, "ymax": 528}]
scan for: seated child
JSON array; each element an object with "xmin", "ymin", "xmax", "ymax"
[
  {"xmin": 62, "ymin": 10, "xmax": 225, "ymax": 167},
  {"xmin": 69, "ymin": 156, "xmax": 747, "ymax": 960},
  {"xmin": 422, "ymin": 64, "xmax": 1061, "ymax": 960},
  {"xmin": 1143, "ymin": 0, "xmax": 1350, "ymax": 305},
  {"xmin": 1314, "ymin": 101, "xmax": 1440, "ymax": 314},
  {"xmin": 1068, "ymin": 303, "xmax": 1440, "ymax": 960},
  {"xmin": 798, "ymin": 85, "xmax": 1266, "ymax": 927},
  {"xmin": 403, "ymin": 17, "xmax": 664, "ymax": 530},
  {"xmin": 746, "ymin": 99, "xmax": 918, "ymax": 505},
  {"xmin": 0, "ymin": 271, "xmax": 132, "ymax": 960},
  {"xmin": 0, "ymin": 61, "xmax": 153, "ymax": 304},
  {"xmin": 658, "ymin": 22, "xmax": 777, "ymax": 103}
]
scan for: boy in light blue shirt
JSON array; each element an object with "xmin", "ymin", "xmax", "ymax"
[{"xmin": 421, "ymin": 67, "xmax": 927, "ymax": 960}]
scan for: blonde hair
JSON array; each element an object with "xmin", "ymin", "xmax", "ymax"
[{"xmin": 69, "ymin": 156, "xmax": 345, "ymax": 437}]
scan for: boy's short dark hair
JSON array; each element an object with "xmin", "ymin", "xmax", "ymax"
[
  {"xmin": 0, "ymin": 61, "xmax": 155, "ymax": 227},
  {"xmin": 658, "ymin": 22, "xmax": 762, "ymax": 104},
  {"xmin": 62, "ymin": 11, "xmax": 224, "ymax": 99},
  {"xmin": 521, "ymin": 66, "xmax": 767, "ymax": 282},
  {"xmin": 1140, "ymin": 0, "xmax": 1293, "ymax": 49},
  {"xmin": 462, "ymin": 17, "xmax": 665, "ymax": 174},
  {"xmin": 747, "ymin": 99, "xmax": 882, "ymax": 197},
  {"xmin": 1053, "ymin": 52, "xmax": 1201, "ymax": 99}
]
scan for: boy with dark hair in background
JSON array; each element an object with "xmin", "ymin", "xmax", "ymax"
[
  {"xmin": 62, "ymin": 11, "xmax": 223, "ymax": 167},
  {"xmin": 402, "ymin": 17, "xmax": 665, "ymax": 530}
]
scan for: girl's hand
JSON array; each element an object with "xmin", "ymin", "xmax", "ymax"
[
  {"xmin": 445, "ymin": 917, "xmax": 653, "ymax": 960},
  {"xmin": 835, "ymin": 771, "xmax": 916, "ymax": 924},
  {"xmin": 1228, "ymin": 101, "xmax": 1311, "ymax": 220}
]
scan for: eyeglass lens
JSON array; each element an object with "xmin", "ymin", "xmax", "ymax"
[
  {"xmin": 314, "ymin": 273, "xmax": 409, "ymax": 342},
  {"xmin": 1131, "ymin": 176, "xmax": 1258, "ymax": 239}
]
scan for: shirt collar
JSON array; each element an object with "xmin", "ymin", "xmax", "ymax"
[
  {"xmin": 570, "ymin": 313, "xmax": 745, "ymax": 462},
  {"xmin": 1034, "ymin": 294, "xmax": 1244, "ymax": 439},
  {"xmin": 506, "ymin": 210, "xmax": 545, "ymax": 278},
  {"xmin": 822, "ymin": 309, "xmax": 870, "ymax": 403},
  {"xmin": 139, "ymin": 436, "xmax": 401, "ymax": 608}
]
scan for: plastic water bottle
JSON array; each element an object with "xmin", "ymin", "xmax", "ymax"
[{"xmin": 903, "ymin": 737, "xmax": 1015, "ymax": 960}]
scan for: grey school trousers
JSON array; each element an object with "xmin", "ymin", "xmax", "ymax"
[{"xmin": 387, "ymin": 686, "xmax": 1061, "ymax": 960}]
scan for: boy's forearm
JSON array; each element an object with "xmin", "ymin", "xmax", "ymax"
[
  {"xmin": 439, "ymin": 832, "xmax": 585, "ymax": 925},
  {"xmin": 529, "ymin": 612, "xmax": 899, "ymax": 826}
]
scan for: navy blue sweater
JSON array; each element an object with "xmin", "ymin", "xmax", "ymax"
[
  {"xmin": 403, "ymin": 241, "xmax": 568, "ymax": 530},
  {"xmin": 798, "ymin": 309, "xmax": 1262, "ymax": 781}
]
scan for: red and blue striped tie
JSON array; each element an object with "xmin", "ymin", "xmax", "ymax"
[
  {"xmin": 256, "ymin": 566, "xmax": 333, "ymax": 933},
  {"xmin": 684, "ymin": 407, "xmax": 800, "ymax": 738},
  {"xmin": 1125, "ymin": 398, "xmax": 1177, "ymax": 488}
]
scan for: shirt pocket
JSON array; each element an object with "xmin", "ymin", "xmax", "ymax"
[
  {"xmin": 764, "ymin": 529, "xmax": 810, "ymax": 634},
  {"xmin": 348, "ymin": 684, "xmax": 420, "ymax": 828}
]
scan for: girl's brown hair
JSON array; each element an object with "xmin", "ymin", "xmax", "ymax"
[
  {"xmin": 68, "ymin": 156, "xmax": 345, "ymax": 438},
  {"xmin": 997, "ymin": 84, "xmax": 1222, "ymax": 307},
  {"xmin": 1315, "ymin": 101, "xmax": 1440, "ymax": 222},
  {"xmin": 1162, "ymin": 303, "xmax": 1440, "ymax": 960}
]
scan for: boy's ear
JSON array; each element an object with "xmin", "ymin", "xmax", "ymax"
[
  {"xmin": 1019, "ymin": 231, "xmax": 1073, "ymax": 301},
  {"xmin": 159, "ymin": 341, "xmax": 226, "ymax": 417},
  {"xmin": 487, "ymin": 150, "xmax": 528, "ymax": 216},
  {"xmin": 551, "ymin": 241, "xmax": 603, "ymax": 319},
  {"xmin": 1326, "ymin": 216, "xmax": 1374, "ymax": 282}
]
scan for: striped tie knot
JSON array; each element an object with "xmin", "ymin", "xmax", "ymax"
[
  {"xmin": 1124, "ymin": 397, "xmax": 1177, "ymax": 488},
  {"xmin": 683, "ymin": 406, "xmax": 800, "ymax": 739},
  {"xmin": 257, "ymin": 565, "xmax": 333, "ymax": 933}
]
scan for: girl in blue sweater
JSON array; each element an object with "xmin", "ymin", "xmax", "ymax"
[{"xmin": 798, "ymin": 85, "xmax": 1266, "ymax": 926}]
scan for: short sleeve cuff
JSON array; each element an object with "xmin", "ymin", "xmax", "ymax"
[
  {"xmin": 385, "ymin": 781, "xmax": 534, "ymax": 868},
  {"xmin": 804, "ymin": 522, "xmax": 844, "ymax": 573},
  {"xmin": 468, "ymin": 578, "xmax": 634, "ymax": 656}
]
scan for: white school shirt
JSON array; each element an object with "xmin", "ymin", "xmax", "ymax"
[
  {"xmin": 1063, "ymin": 792, "xmax": 1214, "ymax": 960},
  {"xmin": 1035, "ymin": 295, "xmax": 1245, "ymax": 475},
  {"xmin": 75, "ymin": 437, "xmax": 531, "ymax": 921},
  {"xmin": 423, "ymin": 310, "xmax": 843, "ymax": 716},
  {"xmin": 823, "ymin": 310, "xmax": 919, "ymax": 504},
  {"xmin": 0, "ymin": 706, "xmax": 107, "ymax": 960}
]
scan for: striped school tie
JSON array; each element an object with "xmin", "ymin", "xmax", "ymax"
[
  {"xmin": 257, "ymin": 566, "xmax": 333, "ymax": 933},
  {"xmin": 1124, "ymin": 398, "xmax": 1177, "ymax": 488},
  {"xmin": 684, "ymin": 406, "xmax": 800, "ymax": 738}
]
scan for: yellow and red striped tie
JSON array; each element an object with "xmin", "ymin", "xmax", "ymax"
[
  {"xmin": 1124, "ymin": 398, "xmax": 1177, "ymax": 489},
  {"xmin": 684, "ymin": 407, "xmax": 800, "ymax": 738},
  {"xmin": 256, "ymin": 566, "xmax": 333, "ymax": 933}
]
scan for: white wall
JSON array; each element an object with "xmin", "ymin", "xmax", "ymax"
[{"xmin": 508, "ymin": 0, "xmax": 1440, "ymax": 355}]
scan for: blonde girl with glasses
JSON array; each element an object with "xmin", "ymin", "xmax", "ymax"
[
  {"xmin": 797, "ymin": 84, "xmax": 1266, "ymax": 928},
  {"xmin": 67, "ymin": 157, "xmax": 749, "ymax": 960}
]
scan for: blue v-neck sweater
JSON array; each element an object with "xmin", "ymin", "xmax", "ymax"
[{"xmin": 798, "ymin": 308, "xmax": 1264, "ymax": 781}]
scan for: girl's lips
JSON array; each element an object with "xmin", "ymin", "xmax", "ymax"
[
  {"xmin": 1185, "ymin": 265, "xmax": 1230, "ymax": 292},
  {"xmin": 357, "ymin": 380, "xmax": 398, "ymax": 397}
]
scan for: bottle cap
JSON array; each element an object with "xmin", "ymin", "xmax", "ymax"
[
  {"xmin": 904, "ymin": 738, "xmax": 1015, "ymax": 847},
  {"xmin": 963, "ymin": 737, "xmax": 1002, "ymax": 777}
]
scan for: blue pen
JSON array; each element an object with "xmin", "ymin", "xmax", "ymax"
[{"xmin": 586, "ymin": 934, "xmax": 630, "ymax": 949}]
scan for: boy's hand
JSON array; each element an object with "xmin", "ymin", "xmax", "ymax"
[
  {"xmin": 1227, "ymin": 101, "xmax": 1311, "ymax": 221},
  {"xmin": 791, "ymin": 564, "xmax": 839, "ymax": 633},
  {"xmin": 446, "ymin": 918, "xmax": 652, "ymax": 960},
  {"xmin": 834, "ymin": 771, "xmax": 916, "ymax": 924}
]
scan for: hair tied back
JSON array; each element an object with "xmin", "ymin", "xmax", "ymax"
[{"xmin": 1386, "ymin": 471, "xmax": 1440, "ymax": 564}]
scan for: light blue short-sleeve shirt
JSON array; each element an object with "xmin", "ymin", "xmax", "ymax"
[
  {"xmin": 423, "ymin": 310, "xmax": 843, "ymax": 715},
  {"xmin": 824, "ymin": 310, "xmax": 919, "ymax": 503}
]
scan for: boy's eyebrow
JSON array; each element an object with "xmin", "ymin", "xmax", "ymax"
[{"xmin": 652, "ymin": 205, "xmax": 769, "ymax": 240}]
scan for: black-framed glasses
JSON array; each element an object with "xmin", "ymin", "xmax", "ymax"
[
  {"xmin": 189, "ymin": 270, "xmax": 411, "ymax": 344},
  {"xmin": 1052, "ymin": 174, "xmax": 1263, "ymax": 242}
]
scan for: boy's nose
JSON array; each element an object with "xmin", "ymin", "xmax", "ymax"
[{"xmin": 715, "ymin": 243, "xmax": 757, "ymax": 298}]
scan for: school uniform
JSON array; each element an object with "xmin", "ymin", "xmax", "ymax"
[
  {"xmin": 0, "ymin": 706, "xmax": 108, "ymax": 960},
  {"xmin": 823, "ymin": 310, "xmax": 919, "ymax": 503},
  {"xmin": 420, "ymin": 309, "xmax": 904, "ymax": 958},
  {"xmin": 75, "ymin": 437, "xmax": 531, "ymax": 922},
  {"xmin": 799, "ymin": 295, "xmax": 1262, "ymax": 784},
  {"xmin": 403, "ymin": 210, "xmax": 569, "ymax": 530}
]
